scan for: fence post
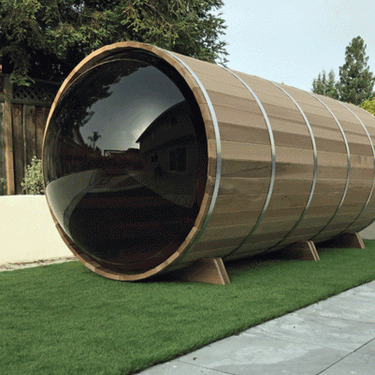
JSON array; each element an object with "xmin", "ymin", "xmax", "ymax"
[{"xmin": 3, "ymin": 75, "xmax": 15, "ymax": 195}]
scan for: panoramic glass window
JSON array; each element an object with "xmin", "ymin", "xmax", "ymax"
[{"xmin": 43, "ymin": 52, "xmax": 207, "ymax": 271}]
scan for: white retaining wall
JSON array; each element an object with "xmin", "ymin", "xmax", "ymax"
[{"xmin": 0, "ymin": 196, "xmax": 72, "ymax": 265}]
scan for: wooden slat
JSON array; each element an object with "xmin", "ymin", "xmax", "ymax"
[
  {"xmin": 0, "ymin": 103, "xmax": 6, "ymax": 188},
  {"xmin": 215, "ymin": 107, "xmax": 266, "ymax": 130},
  {"xmin": 221, "ymin": 160, "xmax": 272, "ymax": 178},
  {"xmin": 200, "ymin": 76, "xmax": 248, "ymax": 98},
  {"xmin": 208, "ymin": 208, "xmax": 265, "ymax": 228},
  {"xmin": 1, "ymin": 76, "xmax": 52, "ymax": 194},
  {"xmin": 255, "ymin": 218, "xmax": 319, "ymax": 235},
  {"xmin": 236, "ymin": 72, "xmax": 287, "ymax": 99},
  {"xmin": 219, "ymin": 122, "xmax": 271, "ymax": 145},
  {"xmin": 213, "ymin": 194, "xmax": 269, "ymax": 213},
  {"xmin": 195, "ymin": 224, "xmax": 252, "ymax": 242},
  {"xmin": 182, "ymin": 246, "xmax": 240, "ymax": 263},
  {"xmin": 208, "ymin": 91, "xmax": 261, "ymax": 112},
  {"xmin": 3, "ymin": 75, "xmax": 14, "ymax": 194},
  {"xmin": 35, "ymin": 106, "xmax": 48, "ymax": 159},
  {"xmin": 12, "ymin": 104, "xmax": 24, "ymax": 194},
  {"xmin": 23, "ymin": 105, "xmax": 36, "ymax": 167},
  {"xmin": 265, "ymin": 104, "xmax": 308, "ymax": 126},
  {"xmin": 221, "ymin": 140, "xmax": 272, "ymax": 162}
]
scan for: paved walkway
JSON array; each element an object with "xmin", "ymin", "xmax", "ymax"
[{"xmin": 138, "ymin": 280, "xmax": 375, "ymax": 375}]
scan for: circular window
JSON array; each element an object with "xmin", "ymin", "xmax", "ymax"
[{"xmin": 43, "ymin": 51, "xmax": 207, "ymax": 272}]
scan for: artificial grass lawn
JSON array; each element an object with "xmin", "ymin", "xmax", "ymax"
[{"xmin": 2, "ymin": 241, "xmax": 375, "ymax": 375}]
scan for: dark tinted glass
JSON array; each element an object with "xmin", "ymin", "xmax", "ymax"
[{"xmin": 43, "ymin": 53, "xmax": 207, "ymax": 271}]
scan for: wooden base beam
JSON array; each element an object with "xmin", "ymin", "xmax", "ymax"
[
  {"xmin": 319, "ymin": 232, "xmax": 365, "ymax": 249},
  {"xmin": 177, "ymin": 258, "xmax": 230, "ymax": 285},
  {"xmin": 279, "ymin": 241, "xmax": 320, "ymax": 261}
]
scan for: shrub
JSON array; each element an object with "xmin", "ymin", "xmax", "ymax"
[
  {"xmin": 361, "ymin": 97, "xmax": 375, "ymax": 116},
  {"xmin": 21, "ymin": 156, "xmax": 44, "ymax": 195}
]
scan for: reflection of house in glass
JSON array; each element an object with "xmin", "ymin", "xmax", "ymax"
[
  {"xmin": 103, "ymin": 148, "xmax": 144, "ymax": 174},
  {"xmin": 136, "ymin": 101, "xmax": 199, "ymax": 179}
]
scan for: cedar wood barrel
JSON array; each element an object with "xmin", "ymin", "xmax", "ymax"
[{"xmin": 42, "ymin": 42, "xmax": 375, "ymax": 281}]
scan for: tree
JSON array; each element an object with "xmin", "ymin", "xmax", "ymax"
[
  {"xmin": 361, "ymin": 97, "xmax": 375, "ymax": 116},
  {"xmin": 0, "ymin": 0, "xmax": 228, "ymax": 85},
  {"xmin": 312, "ymin": 69, "xmax": 339, "ymax": 99},
  {"xmin": 88, "ymin": 131, "xmax": 102, "ymax": 149},
  {"xmin": 337, "ymin": 36, "xmax": 375, "ymax": 105}
]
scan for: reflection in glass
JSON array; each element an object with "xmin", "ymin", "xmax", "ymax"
[{"xmin": 43, "ymin": 52, "xmax": 207, "ymax": 272}]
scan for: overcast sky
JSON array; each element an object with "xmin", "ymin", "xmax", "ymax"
[{"xmin": 220, "ymin": 0, "xmax": 375, "ymax": 92}]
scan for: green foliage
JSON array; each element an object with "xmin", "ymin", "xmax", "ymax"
[
  {"xmin": 337, "ymin": 36, "xmax": 375, "ymax": 105},
  {"xmin": 87, "ymin": 130, "xmax": 101, "ymax": 149},
  {"xmin": 21, "ymin": 156, "xmax": 44, "ymax": 195},
  {"xmin": 312, "ymin": 69, "xmax": 339, "ymax": 99},
  {"xmin": 361, "ymin": 97, "xmax": 375, "ymax": 116},
  {"xmin": 0, "ymin": 0, "xmax": 228, "ymax": 85},
  {"xmin": 312, "ymin": 36, "xmax": 375, "ymax": 105}
]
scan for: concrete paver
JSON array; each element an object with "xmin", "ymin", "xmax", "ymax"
[
  {"xmin": 177, "ymin": 334, "xmax": 347, "ymax": 375},
  {"xmin": 249, "ymin": 312, "xmax": 375, "ymax": 352},
  {"xmin": 135, "ymin": 362, "xmax": 229, "ymax": 375},
  {"xmin": 139, "ymin": 281, "xmax": 375, "ymax": 375},
  {"xmin": 298, "ymin": 283, "xmax": 375, "ymax": 324},
  {"xmin": 319, "ymin": 348, "xmax": 375, "ymax": 375}
]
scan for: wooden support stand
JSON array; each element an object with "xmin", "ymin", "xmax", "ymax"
[
  {"xmin": 319, "ymin": 232, "xmax": 365, "ymax": 249},
  {"xmin": 280, "ymin": 241, "xmax": 320, "ymax": 261},
  {"xmin": 177, "ymin": 258, "xmax": 230, "ymax": 285}
]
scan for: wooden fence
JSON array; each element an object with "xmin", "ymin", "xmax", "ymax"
[{"xmin": 0, "ymin": 74, "xmax": 59, "ymax": 194}]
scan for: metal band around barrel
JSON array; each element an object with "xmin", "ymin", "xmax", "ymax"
[
  {"xmin": 165, "ymin": 52, "xmax": 222, "ymax": 247},
  {"xmin": 339, "ymin": 102, "xmax": 375, "ymax": 232},
  {"xmin": 309, "ymin": 94, "xmax": 351, "ymax": 240},
  {"xmin": 267, "ymin": 82, "xmax": 318, "ymax": 251},
  {"xmin": 220, "ymin": 68, "xmax": 276, "ymax": 258}
]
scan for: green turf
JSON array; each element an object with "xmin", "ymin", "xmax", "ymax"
[{"xmin": 2, "ymin": 241, "xmax": 375, "ymax": 374}]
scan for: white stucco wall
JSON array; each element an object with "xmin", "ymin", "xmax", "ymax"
[{"xmin": 0, "ymin": 195, "xmax": 73, "ymax": 265}]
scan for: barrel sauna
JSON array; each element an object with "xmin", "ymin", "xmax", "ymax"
[{"xmin": 43, "ymin": 42, "xmax": 375, "ymax": 282}]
